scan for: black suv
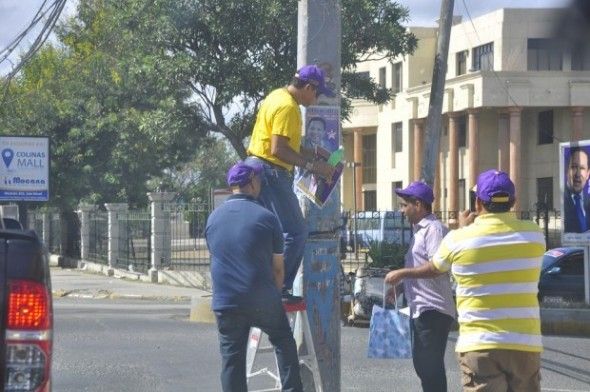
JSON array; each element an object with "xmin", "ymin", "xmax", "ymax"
[{"xmin": 0, "ymin": 219, "xmax": 53, "ymax": 391}]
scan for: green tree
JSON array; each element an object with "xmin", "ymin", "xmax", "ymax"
[
  {"xmin": 62, "ymin": 0, "xmax": 417, "ymax": 158},
  {"xmin": 0, "ymin": 38, "xmax": 203, "ymax": 253},
  {"xmin": 148, "ymin": 137, "xmax": 238, "ymax": 203}
]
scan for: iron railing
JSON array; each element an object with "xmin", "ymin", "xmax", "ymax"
[
  {"xmin": 87, "ymin": 211, "xmax": 108, "ymax": 264},
  {"xmin": 116, "ymin": 211, "xmax": 151, "ymax": 273},
  {"xmin": 166, "ymin": 202, "xmax": 210, "ymax": 271}
]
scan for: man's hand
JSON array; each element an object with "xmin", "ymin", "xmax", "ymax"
[
  {"xmin": 458, "ymin": 210, "xmax": 477, "ymax": 228},
  {"xmin": 312, "ymin": 160, "xmax": 336, "ymax": 181},
  {"xmin": 385, "ymin": 285, "xmax": 399, "ymax": 305},
  {"xmin": 384, "ymin": 269, "xmax": 405, "ymax": 287}
]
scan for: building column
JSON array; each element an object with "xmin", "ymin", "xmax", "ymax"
[
  {"xmin": 572, "ymin": 107, "xmax": 584, "ymax": 142},
  {"xmin": 105, "ymin": 203, "xmax": 128, "ymax": 276},
  {"xmin": 353, "ymin": 130, "xmax": 364, "ymax": 211},
  {"xmin": 467, "ymin": 109, "xmax": 480, "ymax": 188},
  {"xmin": 78, "ymin": 204, "xmax": 97, "ymax": 261},
  {"xmin": 147, "ymin": 192, "xmax": 175, "ymax": 282},
  {"xmin": 413, "ymin": 119, "xmax": 425, "ymax": 181},
  {"xmin": 508, "ymin": 107, "xmax": 523, "ymax": 211},
  {"xmin": 448, "ymin": 113, "xmax": 460, "ymax": 214},
  {"xmin": 497, "ymin": 110, "xmax": 510, "ymax": 172}
]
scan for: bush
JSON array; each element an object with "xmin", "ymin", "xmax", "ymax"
[{"xmin": 366, "ymin": 240, "xmax": 409, "ymax": 269}]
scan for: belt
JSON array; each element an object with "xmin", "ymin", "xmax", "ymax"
[{"xmin": 246, "ymin": 155, "xmax": 291, "ymax": 173}]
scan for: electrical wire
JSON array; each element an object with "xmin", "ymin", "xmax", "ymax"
[{"xmin": 1, "ymin": 0, "xmax": 68, "ymax": 94}]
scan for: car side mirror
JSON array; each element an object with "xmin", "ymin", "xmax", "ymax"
[{"xmin": 547, "ymin": 266, "xmax": 561, "ymax": 275}]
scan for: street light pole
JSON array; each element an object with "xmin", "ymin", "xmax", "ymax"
[{"xmin": 347, "ymin": 161, "xmax": 360, "ymax": 261}]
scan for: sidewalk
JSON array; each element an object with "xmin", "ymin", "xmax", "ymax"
[{"xmin": 51, "ymin": 267, "xmax": 210, "ymax": 301}]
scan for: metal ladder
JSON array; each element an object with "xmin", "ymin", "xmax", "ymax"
[{"xmin": 246, "ymin": 300, "xmax": 323, "ymax": 392}]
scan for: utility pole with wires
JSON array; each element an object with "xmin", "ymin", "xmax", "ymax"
[
  {"xmin": 297, "ymin": 0, "xmax": 342, "ymax": 390},
  {"xmin": 420, "ymin": 0, "xmax": 455, "ymax": 186}
]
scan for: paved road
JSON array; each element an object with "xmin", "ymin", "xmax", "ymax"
[{"xmin": 52, "ymin": 297, "xmax": 590, "ymax": 392}]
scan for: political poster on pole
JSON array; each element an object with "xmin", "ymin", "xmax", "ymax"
[{"xmin": 295, "ymin": 106, "xmax": 343, "ymax": 208}]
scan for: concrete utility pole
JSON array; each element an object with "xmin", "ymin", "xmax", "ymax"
[
  {"xmin": 297, "ymin": 0, "xmax": 342, "ymax": 390},
  {"xmin": 420, "ymin": 0, "xmax": 455, "ymax": 186}
]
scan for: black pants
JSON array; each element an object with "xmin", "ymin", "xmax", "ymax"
[
  {"xmin": 215, "ymin": 303, "xmax": 302, "ymax": 392},
  {"xmin": 411, "ymin": 310, "xmax": 454, "ymax": 392}
]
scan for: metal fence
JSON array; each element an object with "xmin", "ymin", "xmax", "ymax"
[
  {"xmin": 29, "ymin": 212, "xmax": 44, "ymax": 239},
  {"xmin": 167, "ymin": 202, "xmax": 211, "ymax": 271},
  {"xmin": 87, "ymin": 211, "xmax": 108, "ymax": 264},
  {"xmin": 341, "ymin": 209, "xmax": 565, "ymax": 272},
  {"xmin": 26, "ymin": 203, "xmax": 566, "ymax": 277},
  {"xmin": 116, "ymin": 211, "xmax": 151, "ymax": 273}
]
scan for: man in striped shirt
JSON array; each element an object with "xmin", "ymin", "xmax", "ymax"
[{"xmin": 385, "ymin": 170, "xmax": 546, "ymax": 391}]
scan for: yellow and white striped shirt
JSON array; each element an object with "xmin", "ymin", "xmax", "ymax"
[{"xmin": 433, "ymin": 212, "xmax": 546, "ymax": 353}]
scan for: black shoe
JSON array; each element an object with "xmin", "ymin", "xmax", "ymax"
[{"xmin": 281, "ymin": 293, "xmax": 303, "ymax": 304}]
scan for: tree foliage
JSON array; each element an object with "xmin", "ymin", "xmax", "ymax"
[
  {"xmin": 0, "ymin": 9, "xmax": 205, "ymax": 210},
  {"xmin": 58, "ymin": 0, "xmax": 417, "ymax": 159},
  {"xmin": 0, "ymin": 0, "xmax": 417, "ymax": 210}
]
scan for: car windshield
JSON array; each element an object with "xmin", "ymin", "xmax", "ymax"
[{"xmin": 541, "ymin": 254, "xmax": 557, "ymax": 270}]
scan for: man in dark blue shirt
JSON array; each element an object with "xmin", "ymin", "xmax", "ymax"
[{"xmin": 205, "ymin": 161, "xmax": 302, "ymax": 392}]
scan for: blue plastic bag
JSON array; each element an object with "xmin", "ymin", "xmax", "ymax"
[{"xmin": 367, "ymin": 288, "xmax": 412, "ymax": 359}]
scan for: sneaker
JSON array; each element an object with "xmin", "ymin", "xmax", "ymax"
[{"xmin": 281, "ymin": 293, "xmax": 303, "ymax": 304}]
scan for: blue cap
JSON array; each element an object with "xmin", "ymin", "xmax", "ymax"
[
  {"xmin": 295, "ymin": 65, "xmax": 335, "ymax": 97},
  {"xmin": 395, "ymin": 181, "xmax": 434, "ymax": 204},
  {"xmin": 226, "ymin": 161, "xmax": 263, "ymax": 187},
  {"xmin": 476, "ymin": 169, "xmax": 515, "ymax": 203}
]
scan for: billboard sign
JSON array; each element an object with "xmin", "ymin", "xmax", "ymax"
[{"xmin": 0, "ymin": 136, "xmax": 49, "ymax": 202}]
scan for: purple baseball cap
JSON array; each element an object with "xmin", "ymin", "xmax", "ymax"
[
  {"xmin": 295, "ymin": 65, "xmax": 335, "ymax": 97},
  {"xmin": 476, "ymin": 169, "xmax": 515, "ymax": 203},
  {"xmin": 226, "ymin": 161, "xmax": 263, "ymax": 187},
  {"xmin": 395, "ymin": 181, "xmax": 434, "ymax": 204}
]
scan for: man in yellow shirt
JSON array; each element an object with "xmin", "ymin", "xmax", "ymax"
[
  {"xmin": 385, "ymin": 170, "xmax": 546, "ymax": 391},
  {"xmin": 246, "ymin": 65, "xmax": 335, "ymax": 299}
]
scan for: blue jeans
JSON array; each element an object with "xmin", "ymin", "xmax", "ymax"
[
  {"xmin": 411, "ymin": 310, "xmax": 454, "ymax": 392},
  {"xmin": 215, "ymin": 302, "xmax": 302, "ymax": 392},
  {"xmin": 245, "ymin": 156, "xmax": 307, "ymax": 291}
]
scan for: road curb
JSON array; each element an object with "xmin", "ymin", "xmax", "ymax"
[
  {"xmin": 52, "ymin": 289, "xmax": 192, "ymax": 302},
  {"xmin": 540, "ymin": 308, "xmax": 590, "ymax": 336}
]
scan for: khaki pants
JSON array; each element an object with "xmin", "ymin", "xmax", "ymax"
[{"xmin": 458, "ymin": 350, "xmax": 541, "ymax": 392}]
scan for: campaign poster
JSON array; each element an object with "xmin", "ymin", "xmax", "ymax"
[
  {"xmin": 295, "ymin": 106, "xmax": 343, "ymax": 208},
  {"xmin": 561, "ymin": 141, "xmax": 590, "ymax": 243},
  {"xmin": 0, "ymin": 136, "xmax": 49, "ymax": 201}
]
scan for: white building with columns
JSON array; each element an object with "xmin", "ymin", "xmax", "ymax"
[{"xmin": 341, "ymin": 8, "xmax": 590, "ymax": 215}]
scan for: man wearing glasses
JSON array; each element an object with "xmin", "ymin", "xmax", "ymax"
[{"xmin": 246, "ymin": 65, "xmax": 335, "ymax": 300}]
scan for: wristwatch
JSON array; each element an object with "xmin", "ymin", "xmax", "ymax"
[{"xmin": 304, "ymin": 161, "xmax": 314, "ymax": 171}]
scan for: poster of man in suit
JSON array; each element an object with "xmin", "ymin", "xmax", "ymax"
[{"xmin": 561, "ymin": 141, "xmax": 590, "ymax": 241}]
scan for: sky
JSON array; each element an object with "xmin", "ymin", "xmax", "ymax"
[{"xmin": 0, "ymin": 0, "xmax": 573, "ymax": 76}]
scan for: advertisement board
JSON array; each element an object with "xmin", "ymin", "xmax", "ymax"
[{"xmin": 0, "ymin": 136, "xmax": 49, "ymax": 202}]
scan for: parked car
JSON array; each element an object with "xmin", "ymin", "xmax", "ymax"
[
  {"xmin": 346, "ymin": 211, "xmax": 412, "ymax": 249},
  {"xmin": 0, "ymin": 221, "xmax": 53, "ymax": 391},
  {"xmin": 539, "ymin": 247, "xmax": 585, "ymax": 302}
]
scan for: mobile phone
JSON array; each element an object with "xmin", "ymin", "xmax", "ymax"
[{"xmin": 469, "ymin": 190, "xmax": 477, "ymax": 212}]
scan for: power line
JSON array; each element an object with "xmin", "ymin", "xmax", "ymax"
[{"xmin": 1, "ymin": 0, "xmax": 68, "ymax": 92}]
